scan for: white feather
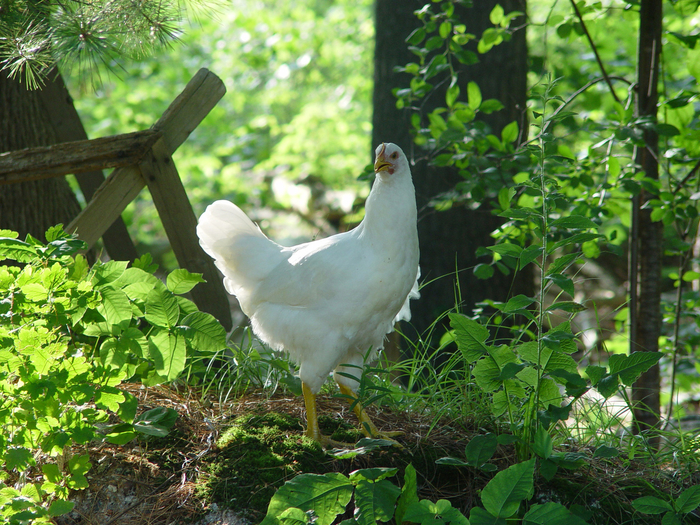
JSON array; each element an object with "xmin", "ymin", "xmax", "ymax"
[{"xmin": 197, "ymin": 143, "xmax": 420, "ymax": 393}]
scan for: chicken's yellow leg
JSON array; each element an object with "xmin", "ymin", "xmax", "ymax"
[
  {"xmin": 337, "ymin": 384, "xmax": 403, "ymax": 444},
  {"xmin": 302, "ymin": 382, "xmax": 322, "ymax": 442}
]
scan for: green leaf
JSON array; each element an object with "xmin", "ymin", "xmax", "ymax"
[
  {"xmin": 94, "ymin": 386, "xmax": 125, "ymax": 412},
  {"xmin": 446, "ymin": 83, "xmax": 460, "ymax": 108},
  {"xmin": 480, "ymin": 458, "xmax": 535, "ymax": 518},
  {"xmin": 465, "ymin": 433, "xmax": 498, "ymax": 467},
  {"xmin": 532, "ymin": 427, "xmax": 552, "ymax": 460},
  {"xmin": 468, "ymin": 81, "xmax": 482, "ymax": 110},
  {"xmin": 449, "ymin": 313, "xmax": 490, "ymax": 361},
  {"xmin": 0, "ymin": 237, "xmax": 37, "ymax": 263},
  {"xmin": 631, "ymin": 496, "xmax": 673, "ymax": 514},
  {"xmin": 544, "ymin": 273, "xmax": 575, "ymax": 297},
  {"xmin": 501, "ymin": 121, "xmax": 519, "ymax": 144},
  {"xmin": 180, "ymin": 311, "xmax": 226, "ymax": 352},
  {"xmin": 551, "ymin": 215, "xmax": 599, "ymax": 229},
  {"xmin": 354, "ymin": 479, "xmax": 401, "ymax": 525},
  {"xmin": 502, "ymin": 294, "xmax": 535, "ymax": 313},
  {"xmin": 403, "ymin": 499, "xmax": 469, "ymax": 525},
  {"xmin": 520, "ymin": 245, "xmax": 543, "ymax": 269},
  {"xmin": 348, "ymin": 468, "xmax": 398, "ymax": 483},
  {"xmin": 585, "ymin": 365, "xmax": 606, "ymax": 386},
  {"xmin": 675, "ymin": 485, "xmax": 700, "ymax": 513},
  {"xmin": 489, "ymin": 4, "xmax": 504, "ymax": 25},
  {"xmin": 523, "ymin": 502, "xmax": 590, "ymax": 525},
  {"xmin": 92, "ymin": 260, "xmax": 129, "ymax": 286},
  {"xmin": 48, "ymin": 499, "xmax": 75, "ymax": 517},
  {"xmin": 439, "ymin": 21, "xmax": 452, "ymax": 39},
  {"xmin": 470, "ymin": 506, "xmax": 506, "ymax": 525},
  {"xmin": 261, "ymin": 472, "xmax": 353, "ymax": 525},
  {"xmin": 145, "ymin": 287, "xmax": 180, "ymax": 328},
  {"xmin": 474, "ymin": 263, "xmax": 495, "ymax": 279},
  {"xmin": 68, "ymin": 454, "xmax": 91, "ymax": 489},
  {"xmin": 488, "ymin": 243, "xmax": 522, "ymax": 258},
  {"xmin": 134, "ymin": 407, "xmax": 178, "ymax": 437},
  {"xmin": 545, "ymin": 301, "xmax": 586, "ymax": 313},
  {"xmin": 148, "ymin": 329, "xmax": 187, "ymax": 381},
  {"xmin": 277, "ymin": 507, "xmax": 311, "ymax": 525},
  {"xmin": 473, "ymin": 356, "xmax": 504, "ymax": 392},
  {"xmin": 593, "ymin": 445, "xmax": 619, "ymax": 458},
  {"xmin": 608, "ymin": 352, "xmax": 662, "ymax": 386},
  {"xmin": 395, "ymin": 464, "xmax": 419, "ymax": 525},
  {"xmin": 4, "ymin": 446, "xmax": 34, "ymax": 470},
  {"xmin": 99, "ymin": 288, "xmax": 132, "ymax": 327},
  {"xmin": 406, "ymin": 27, "xmax": 426, "ymax": 46},
  {"xmin": 166, "ymin": 268, "xmax": 205, "ymax": 294}
]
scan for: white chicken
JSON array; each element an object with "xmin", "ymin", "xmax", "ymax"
[{"xmin": 197, "ymin": 143, "xmax": 420, "ymax": 446}]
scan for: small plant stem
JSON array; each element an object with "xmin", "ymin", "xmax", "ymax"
[{"xmin": 568, "ymin": 0, "xmax": 621, "ymax": 104}]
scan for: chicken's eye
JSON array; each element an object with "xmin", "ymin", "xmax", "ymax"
[{"xmin": 390, "ymin": 152, "xmax": 398, "ymax": 160}]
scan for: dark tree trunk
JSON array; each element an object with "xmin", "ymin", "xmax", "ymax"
[
  {"xmin": 630, "ymin": 0, "xmax": 662, "ymax": 447},
  {"xmin": 372, "ymin": 0, "xmax": 529, "ymax": 343},
  {"xmin": 0, "ymin": 70, "xmax": 83, "ymax": 241}
]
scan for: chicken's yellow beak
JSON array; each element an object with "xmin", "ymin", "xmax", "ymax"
[{"xmin": 374, "ymin": 143, "xmax": 391, "ymax": 173}]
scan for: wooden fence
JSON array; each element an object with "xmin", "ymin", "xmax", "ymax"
[{"xmin": 0, "ymin": 68, "xmax": 233, "ymax": 330}]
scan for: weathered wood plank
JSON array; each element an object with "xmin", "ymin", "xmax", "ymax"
[
  {"xmin": 0, "ymin": 129, "xmax": 161, "ymax": 185},
  {"xmin": 140, "ymin": 138, "xmax": 233, "ymax": 330},
  {"xmin": 66, "ymin": 167, "xmax": 146, "ymax": 248},
  {"xmin": 67, "ymin": 69, "xmax": 226, "ymax": 249},
  {"xmin": 152, "ymin": 68, "xmax": 227, "ymax": 153}
]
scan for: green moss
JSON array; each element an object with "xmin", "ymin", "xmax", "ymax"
[{"xmin": 197, "ymin": 411, "xmax": 331, "ymax": 519}]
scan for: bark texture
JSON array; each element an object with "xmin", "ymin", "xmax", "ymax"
[
  {"xmin": 631, "ymin": 0, "xmax": 663, "ymax": 445},
  {"xmin": 0, "ymin": 70, "xmax": 83, "ymax": 241},
  {"xmin": 373, "ymin": 0, "xmax": 529, "ymax": 342}
]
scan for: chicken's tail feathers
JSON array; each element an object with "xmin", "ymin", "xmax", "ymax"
[{"xmin": 197, "ymin": 200, "xmax": 284, "ymax": 306}]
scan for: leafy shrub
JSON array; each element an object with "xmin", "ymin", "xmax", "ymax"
[{"xmin": 0, "ymin": 226, "xmax": 226, "ymax": 523}]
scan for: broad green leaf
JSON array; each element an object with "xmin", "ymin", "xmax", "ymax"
[
  {"xmin": 449, "ymin": 313, "xmax": 490, "ymax": 361},
  {"xmin": 489, "ymin": 3, "xmax": 504, "ymax": 24},
  {"xmin": 550, "ymin": 216, "xmax": 599, "ymax": 229},
  {"xmin": 470, "ymin": 506, "xmax": 506, "ymax": 525},
  {"xmin": 145, "ymin": 288, "xmax": 180, "ymax": 328},
  {"xmin": 474, "ymin": 263, "xmax": 495, "ymax": 279},
  {"xmin": 520, "ymin": 245, "xmax": 543, "ymax": 269},
  {"xmin": 544, "ymin": 273, "xmax": 574, "ymax": 297},
  {"xmin": 166, "ymin": 268, "xmax": 205, "ymax": 294},
  {"xmin": 67, "ymin": 454, "xmax": 91, "ymax": 489},
  {"xmin": 348, "ymin": 468, "xmax": 398, "ymax": 483},
  {"xmin": 134, "ymin": 407, "xmax": 178, "ymax": 437},
  {"xmin": 523, "ymin": 502, "xmax": 589, "ymax": 525},
  {"xmin": 502, "ymin": 294, "xmax": 534, "ymax": 313},
  {"xmin": 0, "ymin": 237, "xmax": 38, "ymax": 262},
  {"xmin": 94, "ymin": 386, "xmax": 125, "ymax": 412},
  {"xmin": 608, "ymin": 352, "xmax": 662, "ymax": 385},
  {"xmin": 481, "ymin": 459, "xmax": 535, "ymax": 518},
  {"xmin": 4, "ymin": 446, "xmax": 34, "ymax": 470},
  {"xmin": 532, "ymin": 427, "xmax": 552, "ymax": 459},
  {"xmin": 180, "ymin": 311, "xmax": 226, "ymax": 352},
  {"xmin": 100, "ymin": 288, "xmax": 132, "ymax": 327},
  {"xmin": 277, "ymin": 507, "xmax": 310, "ymax": 525},
  {"xmin": 148, "ymin": 330, "xmax": 187, "ymax": 381},
  {"xmin": 549, "ymin": 232, "xmax": 602, "ymax": 253},
  {"xmin": 465, "ymin": 433, "xmax": 498, "ymax": 467},
  {"xmin": 488, "ymin": 243, "xmax": 522, "ymax": 258},
  {"xmin": 354, "ymin": 479, "xmax": 400, "ymax": 525},
  {"xmin": 468, "ymin": 81, "xmax": 482, "ymax": 110},
  {"xmin": 474, "ymin": 356, "xmax": 503, "ymax": 392},
  {"xmin": 631, "ymin": 496, "xmax": 673, "ymax": 514},
  {"xmin": 446, "ymin": 83, "xmax": 460, "ymax": 108},
  {"xmin": 501, "ymin": 121, "xmax": 519, "ymax": 144},
  {"xmin": 675, "ymin": 485, "xmax": 700, "ymax": 513},
  {"xmin": 261, "ymin": 472, "xmax": 353, "ymax": 525},
  {"xmin": 403, "ymin": 499, "xmax": 469, "ymax": 525},
  {"xmin": 545, "ymin": 301, "xmax": 586, "ymax": 313},
  {"xmin": 48, "ymin": 499, "xmax": 75, "ymax": 517},
  {"xmin": 593, "ymin": 445, "xmax": 620, "ymax": 458},
  {"xmin": 395, "ymin": 464, "xmax": 419, "ymax": 525},
  {"xmin": 586, "ymin": 365, "xmax": 606, "ymax": 386},
  {"xmin": 92, "ymin": 260, "xmax": 129, "ymax": 286}
]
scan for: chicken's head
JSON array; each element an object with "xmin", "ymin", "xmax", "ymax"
[{"xmin": 374, "ymin": 142, "xmax": 407, "ymax": 176}]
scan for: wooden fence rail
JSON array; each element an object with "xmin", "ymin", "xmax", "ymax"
[{"xmin": 0, "ymin": 68, "xmax": 233, "ymax": 331}]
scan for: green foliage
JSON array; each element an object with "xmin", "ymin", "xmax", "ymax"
[
  {"xmin": 632, "ymin": 485, "xmax": 700, "ymax": 525},
  {"xmin": 0, "ymin": 225, "xmax": 223, "ymax": 522},
  {"xmin": 66, "ymin": 0, "xmax": 375, "ymax": 265}
]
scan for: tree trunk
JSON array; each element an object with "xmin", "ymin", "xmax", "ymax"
[
  {"xmin": 630, "ymin": 0, "xmax": 663, "ymax": 446},
  {"xmin": 372, "ymin": 0, "xmax": 529, "ymax": 344},
  {"xmin": 0, "ymin": 70, "xmax": 83, "ymax": 242}
]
